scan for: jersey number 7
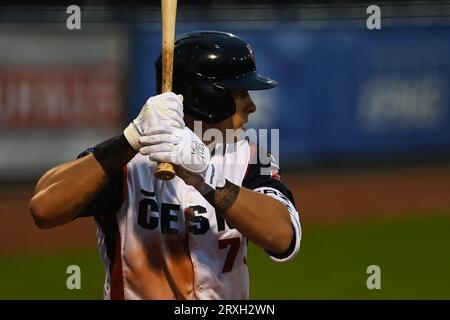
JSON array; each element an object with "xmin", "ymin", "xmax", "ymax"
[{"xmin": 218, "ymin": 237, "xmax": 241, "ymax": 273}]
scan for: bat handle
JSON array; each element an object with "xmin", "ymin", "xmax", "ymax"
[
  {"xmin": 155, "ymin": 162, "xmax": 176, "ymax": 180},
  {"xmin": 155, "ymin": 79, "xmax": 177, "ymax": 181}
]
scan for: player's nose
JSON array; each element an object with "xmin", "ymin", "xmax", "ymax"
[
  {"xmin": 247, "ymin": 102, "xmax": 256, "ymax": 114},
  {"xmin": 244, "ymin": 96, "xmax": 256, "ymax": 115}
]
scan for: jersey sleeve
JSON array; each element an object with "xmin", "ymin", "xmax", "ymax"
[
  {"xmin": 75, "ymin": 138, "xmax": 125, "ymax": 218},
  {"xmin": 242, "ymin": 144, "xmax": 301, "ymax": 263}
]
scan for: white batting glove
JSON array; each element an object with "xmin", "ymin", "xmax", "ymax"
[
  {"xmin": 139, "ymin": 126, "xmax": 225, "ymax": 191},
  {"xmin": 123, "ymin": 92, "xmax": 184, "ymax": 151}
]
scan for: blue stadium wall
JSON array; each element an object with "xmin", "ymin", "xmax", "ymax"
[{"xmin": 129, "ymin": 24, "xmax": 450, "ymax": 167}]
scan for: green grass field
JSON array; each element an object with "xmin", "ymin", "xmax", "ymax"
[
  {"xmin": 1, "ymin": 213, "xmax": 449, "ymax": 299},
  {"xmin": 249, "ymin": 213, "xmax": 450, "ymax": 299}
]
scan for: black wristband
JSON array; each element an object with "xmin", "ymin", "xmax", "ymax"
[{"xmin": 92, "ymin": 134, "xmax": 137, "ymax": 178}]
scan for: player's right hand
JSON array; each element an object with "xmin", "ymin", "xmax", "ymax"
[
  {"xmin": 138, "ymin": 125, "xmax": 225, "ymax": 193},
  {"xmin": 123, "ymin": 92, "xmax": 184, "ymax": 151}
]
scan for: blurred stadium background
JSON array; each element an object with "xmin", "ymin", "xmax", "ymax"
[{"xmin": 1, "ymin": 0, "xmax": 450, "ymax": 299}]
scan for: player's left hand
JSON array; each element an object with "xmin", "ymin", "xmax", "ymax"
[
  {"xmin": 139, "ymin": 126, "xmax": 225, "ymax": 191},
  {"xmin": 123, "ymin": 92, "xmax": 184, "ymax": 151}
]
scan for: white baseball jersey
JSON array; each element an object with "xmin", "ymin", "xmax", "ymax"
[{"xmin": 77, "ymin": 138, "xmax": 301, "ymax": 300}]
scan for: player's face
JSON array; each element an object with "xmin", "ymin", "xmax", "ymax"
[
  {"xmin": 228, "ymin": 89, "xmax": 257, "ymax": 131},
  {"xmin": 207, "ymin": 89, "xmax": 256, "ymax": 141},
  {"xmin": 185, "ymin": 89, "xmax": 256, "ymax": 144}
]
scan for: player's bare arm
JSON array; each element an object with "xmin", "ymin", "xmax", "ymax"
[
  {"xmin": 205, "ymin": 180, "xmax": 294, "ymax": 255},
  {"xmin": 30, "ymin": 135, "xmax": 136, "ymax": 229}
]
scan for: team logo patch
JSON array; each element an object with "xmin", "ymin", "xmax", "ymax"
[
  {"xmin": 271, "ymin": 170, "xmax": 281, "ymax": 181},
  {"xmin": 267, "ymin": 153, "xmax": 281, "ymax": 180},
  {"xmin": 191, "ymin": 140, "xmax": 207, "ymax": 160},
  {"xmin": 253, "ymin": 187, "xmax": 296, "ymax": 214}
]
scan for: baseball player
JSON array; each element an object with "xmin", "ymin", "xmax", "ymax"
[{"xmin": 30, "ymin": 31, "xmax": 301, "ymax": 300}]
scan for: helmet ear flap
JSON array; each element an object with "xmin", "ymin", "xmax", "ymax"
[
  {"xmin": 155, "ymin": 59, "xmax": 236, "ymax": 124},
  {"xmin": 184, "ymin": 77, "xmax": 236, "ymax": 124},
  {"xmin": 171, "ymin": 68, "xmax": 236, "ymax": 124}
]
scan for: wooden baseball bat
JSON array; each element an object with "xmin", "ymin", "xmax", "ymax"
[{"xmin": 155, "ymin": 0, "xmax": 177, "ymax": 180}]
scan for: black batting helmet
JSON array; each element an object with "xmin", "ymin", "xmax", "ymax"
[{"xmin": 155, "ymin": 31, "xmax": 278, "ymax": 123}]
